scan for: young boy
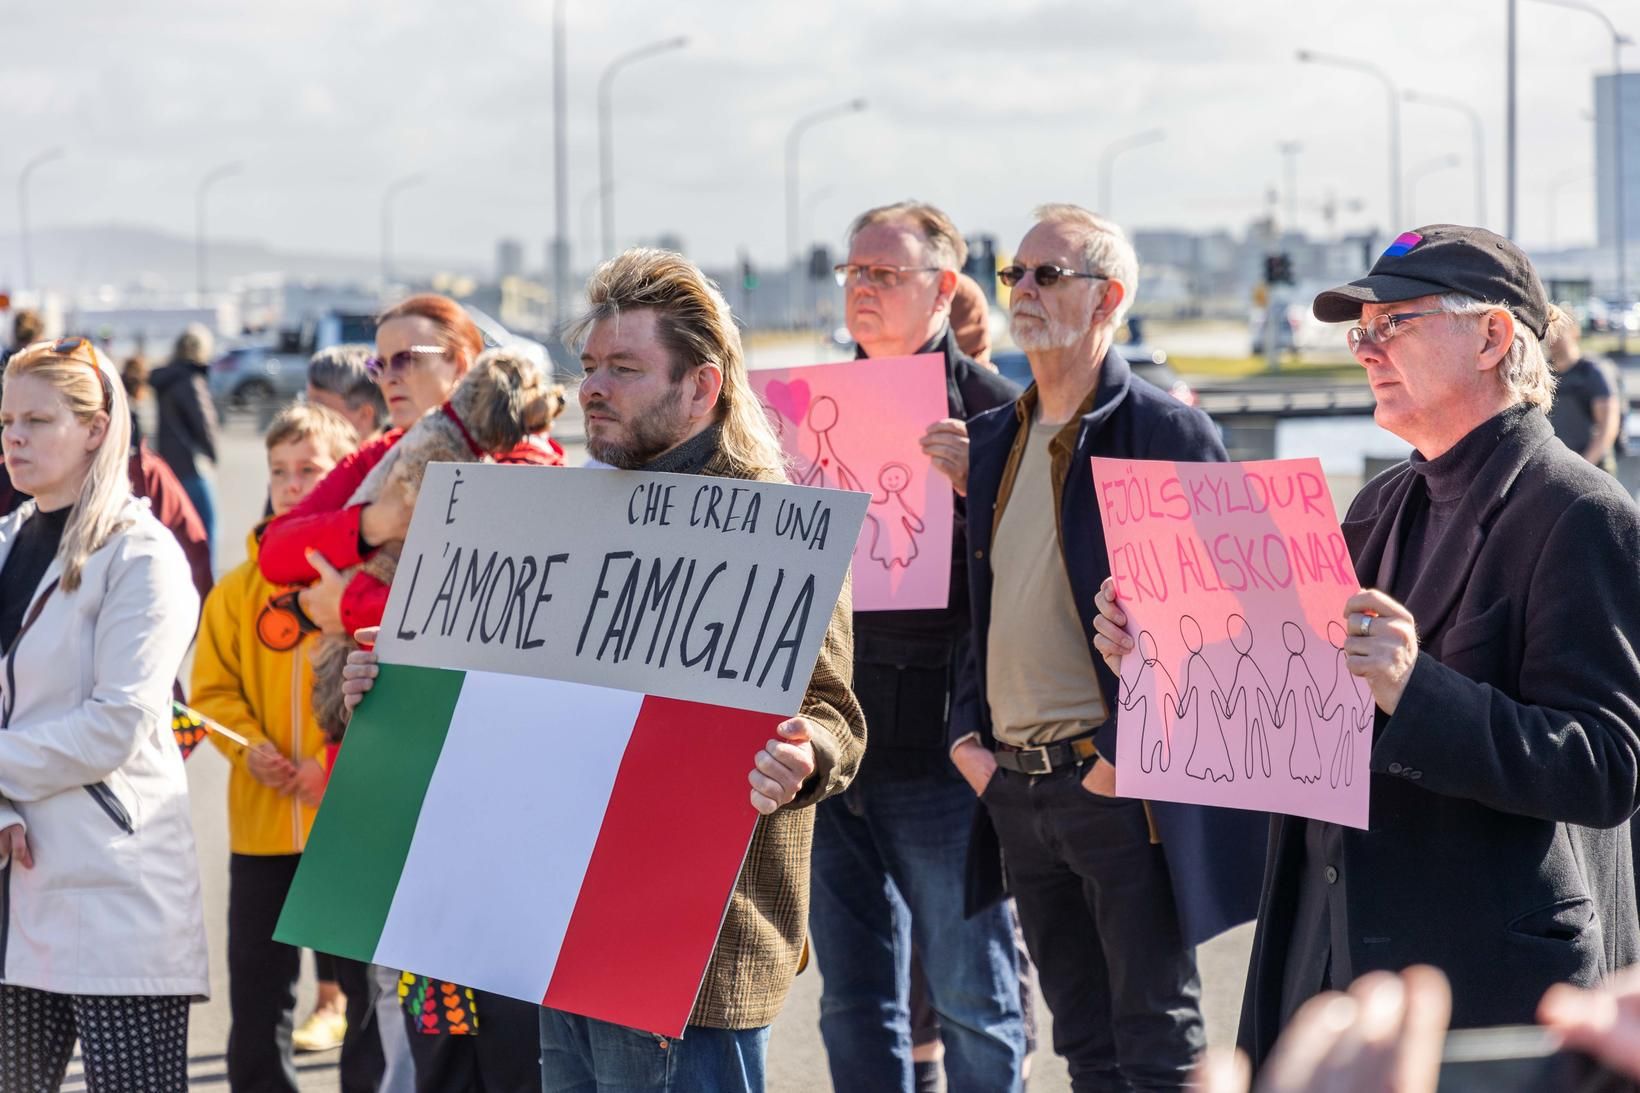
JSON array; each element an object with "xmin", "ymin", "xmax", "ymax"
[{"xmin": 191, "ymin": 404, "xmax": 370, "ymax": 1093}]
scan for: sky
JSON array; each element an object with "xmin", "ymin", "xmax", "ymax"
[{"xmin": 0, "ymin": 0, "xmax": 1628, "ymax": 277}]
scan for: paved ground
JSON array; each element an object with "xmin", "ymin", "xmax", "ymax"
[{"xmin": 85, "ymin": 409, "xmax": 1253, "ymax": 1091}]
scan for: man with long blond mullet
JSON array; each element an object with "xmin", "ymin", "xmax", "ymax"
[{"xmin": 342, "ymin": 248, "xmax": 866, "ymax": 1093}]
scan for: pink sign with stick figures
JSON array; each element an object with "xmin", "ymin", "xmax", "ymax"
[
  {"xmin": 1090, "ymin": 456, "xmax": 1374, "ymax": 829},
  {"xmin": 752, "ymin": 354, "xmax": 953, "ymax": 612}
]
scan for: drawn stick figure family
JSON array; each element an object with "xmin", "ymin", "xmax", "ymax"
[
  {"xmin": 763, "ymin": 386, "xmax": 927, "ymax": 572},
  {"xmin": 1118, "ymin": 615, "xmax": 1373, "ymax": 788}
]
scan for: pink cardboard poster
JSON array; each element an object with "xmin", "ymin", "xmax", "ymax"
[
  {"xmin": 752, "ymin": 354, "xmax": 952, "ymax": 612},
  {"xmin": 1090, "ymin": 457, "xmax": 1374, "ymax": 828}
]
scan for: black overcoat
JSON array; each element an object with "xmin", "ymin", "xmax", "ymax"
[{"xmin": 1238, "ymin": 408, "xmax": 1640, "ymax": 1068}]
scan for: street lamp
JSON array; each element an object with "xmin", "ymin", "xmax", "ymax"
[
  {"xmin": 1408, "ymin": 154, "xmax": 1462, "ymax": 226},
  {"xmin": 381, "ymin": 173, "xmax": 428, "ymax": 288},
  {"xmin": 1527, "ymin": 0, "xmax": 1631, "ymax": 354},
  {"xmin": 196, "ymin": 161, "xmax": 244, "ymax": 300},
  {"xmin": 1097, "ymin": 129, "xmax": 1164, "ymax": 218},
  {"xmin": 17, "ymin": 148, "xmax": 64, "ymax": 294},
  {"xmin": 1404, "ymin": 89, "xmax": 1488, "ymax": 228},
  {"xmin": 1298, "ymin": 50, "xmax": 1403, "ymax": 233},
  {"xmin": 1277, "ymin": 141, "xmax": 1302, "ymax": 235},
  {"xmin": 597, "ymin": 35, "xmax": 689, "ymax": 259},
  {"xmin": 785, "ymin": 98, "xmax": 867, "ymax": 325},
  {"xmin": 803, "ymin": 184, "xmax": 838, "ymax": 253},
  {"xmin": 552, "ymin": 0, "xmax": 570, "ymax": 329}
]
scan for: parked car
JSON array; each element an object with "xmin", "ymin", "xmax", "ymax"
[
  {"xmin": 990, "ymin": 345, "xmax": 1196, "ymax": 407},
  {"xmin": 209, "ymin": 306, "xmax": 553, "ymax": 412}
]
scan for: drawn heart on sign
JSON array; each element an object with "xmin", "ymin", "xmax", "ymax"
[{"xmin": 764, "ymin": 379, "xmax": 811, "ymax": 425}]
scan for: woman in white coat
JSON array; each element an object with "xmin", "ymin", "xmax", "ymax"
[{"xmin": 0, "ymin": 337, "xmax": 206, "ymax": 1091}]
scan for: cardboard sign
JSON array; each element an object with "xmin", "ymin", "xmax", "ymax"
[
  {"xmin": 751, "ymin": 354, "xmax": 952, "ymax": 611},
  {"xmin": 1091, "ymin": 456, "xmax": 1374, "ymax": 828},
  {"xmin": 278, "ymin": 463, "xmax": 868, "ymax": 1036}
]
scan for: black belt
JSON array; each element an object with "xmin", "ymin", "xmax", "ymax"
[{"xmin": 992, "ymin": 732, "xmax": 1099, "ymax": 776}]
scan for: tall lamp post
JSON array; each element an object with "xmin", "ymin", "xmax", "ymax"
[
  {"xmin": 785, "ymin": 99, "xmax": 867, "ymax": 326},
  {"xmin": 1097, "ymin": 129, "xmax": 1164, "ymax": 218},
  {"xmin": 1408, "ymin": 154, "xmax": 1462, "ymax": 225},
  {"xmin": 1277, "ymin": 141, "xmax": 1303, "ymax": 234},
  {"xmin": 196, "ymin": 161, "xmax": 244, "ymax": 300},
  {"xmin": 17, "ymin": 148, "xmax": 64, "ymax": 294},
  {"xmin": 1298, "ymin": 50, "xmax": 1403, "ymax": 233},
  {"xmin": 597, "ymin": 35, "xmax": 688, "ymax": 259},
  {"xmin": 1404, "ymin": 89, "xmax": 1488, "ymax": 228},
  {"xmin": 552, "ymin": 0, "xmax": 570, "ymax": 329},
  {"xmin": 1528, "ymin": 0, "xmax": 1631, "ymax": 354},
  {"xmin": 381, "ymin": 173, "xmax": 427, "ymax": 289}
]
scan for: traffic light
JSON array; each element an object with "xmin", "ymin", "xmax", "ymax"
[
  {"xmin": 740, "ymin": 253, "xmax": 758, "ymax": 291},
  {"xmin": 1264, "ymin": 253, "xmax": 1294, "ymax": 286},
  {"xmin": 808, "ymin": 245, "xmax": 832, "ymax": 282}
]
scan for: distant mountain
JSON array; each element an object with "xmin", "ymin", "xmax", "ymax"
[{"xmin": 0, "ymin": 223, "xmax": 481, "ymax": 296}]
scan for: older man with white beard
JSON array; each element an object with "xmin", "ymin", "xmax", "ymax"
[{"xmin": 945, "ymin": 205, "xmax": 1267, "ymax": 1090}]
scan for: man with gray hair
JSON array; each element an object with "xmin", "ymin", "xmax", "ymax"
[
  {"xmin": 307, "ymin": 343, "xmax": 388, "ymax": 444},
  {"xmin": 1113, "ymin": 224, "xmax": 1640, "ymax": 1069},
  {"xmin": 810, "ymin": 201, "xmax": 1025, "ymax": 1092},
  {"xmin": 951, "ymin": 204, "xmax": 1267, "ymax": 1088}
]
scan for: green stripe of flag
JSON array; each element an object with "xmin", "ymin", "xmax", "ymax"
[{"xmin": 275, "ymin": 663, "xmax": 465, "ymax": 960}]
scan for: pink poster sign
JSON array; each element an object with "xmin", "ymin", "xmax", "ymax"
[
  {"xmin": 751, "ymin": 354, "xmax": 952, "ymax": 612},
  {"xmin": 1090, "ymin": 456, "xmax": 1374, "ymax": 829}
]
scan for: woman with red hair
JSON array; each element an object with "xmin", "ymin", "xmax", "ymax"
[{"xmin": 257, "ymin": 294, "xmax": 558, "ymax": 1092}]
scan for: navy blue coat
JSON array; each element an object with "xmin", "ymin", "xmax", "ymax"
[{"xmin": 957, "ymin": 348, "xmax": 1268, "ymax": 947}]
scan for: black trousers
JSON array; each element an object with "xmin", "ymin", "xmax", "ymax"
[
  {"xmin": 406, "ymin": 989, "xmax": 542, "ymax": 1093},
  {"xmin": 983, "ymin": 765, "xmax": 1204, "ymax": 1092},
  {"xmin": 0, "ymin": 984, "xmax": 189, "ymax": 1093},
  {"xmin": 227, "ymin": 853, "xmax": 384, "ymax": 1093}
]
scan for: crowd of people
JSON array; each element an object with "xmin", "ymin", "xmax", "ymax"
[{"xmin": 1, "ymin": 201, "xmax": 1639, "ymax": 1093}]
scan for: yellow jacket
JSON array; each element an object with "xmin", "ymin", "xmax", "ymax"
[{"xmin": 191, "ymin": 529, "xmax": 327, "ymax": 855}]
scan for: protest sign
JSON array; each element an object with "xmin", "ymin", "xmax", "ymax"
[
  {"xmin": 1091, "ymin": 456, "xmax": 1374, "ymax": 829},
  {"xmin": 751, "ymin": 353, "xmax": 951, "ymax": 611},
  {"xmin": 277, "ymin": 464, "xmax": 868, "ymax": 1036}
]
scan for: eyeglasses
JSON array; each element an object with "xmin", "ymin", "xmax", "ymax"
[
  {"xmin": 11, "ymin": 336, "xmax": 113, "ymax": 411},
  {"xmin": 365, "ymin": 345, "xmax": 447, "ymax": 380},
  {"xmin": 832, "ymin": 264, "xmax": 943, "ymax": 289},
  {"xmin": 1345, "ymin": 309, "xmax": 1446, "ymax": 352},
  {"xmin": 997, "ymin": 264, "xmax": 1106, "ymax": 288}
]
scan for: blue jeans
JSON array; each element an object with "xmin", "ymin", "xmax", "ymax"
[
  {"xmin": 176, "ymin": 472, "xmax": 216, "ymax": 573},
  {"xmin": 538, "ymin": 1009, "xmax": 769, "ymax": 1093},
  {"xmin": 809, "ymin": 774, "xmax": 1026, "ymax": 1093}
]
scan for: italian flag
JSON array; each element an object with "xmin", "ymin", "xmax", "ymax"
[{"xmin": 275, "ymin": 662, "xmax": 781, "ymax": 1036}]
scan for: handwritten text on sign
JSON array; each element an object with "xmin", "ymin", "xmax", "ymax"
[
  {"xmin": 377, "ymin": 464, "xmax": 869, "ymax": 716},
  {"xmin": 1092, "ymin": 457, "xmax": 1373, "ymax": 829}
]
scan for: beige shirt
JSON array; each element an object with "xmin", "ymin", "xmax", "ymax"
[{"xmin": 985, "ymin": 419, "xmax": 1109, "ymax": 746}]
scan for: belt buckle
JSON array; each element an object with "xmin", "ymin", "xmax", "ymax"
[{"xmin": 1018, "ymin": 744, "xmax": 1052, "ymax": 775}]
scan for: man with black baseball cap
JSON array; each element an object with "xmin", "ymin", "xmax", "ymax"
[{"xmin": 1230, "ymin": 224, "xmax": 1640, "ymax": 1069}]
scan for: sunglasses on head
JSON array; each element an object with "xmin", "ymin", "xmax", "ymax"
[
  {"xmin": 12, "ymin": 336, "xmax": 113, "ymax": 411},
  {"xmin": 365, "ymin": 345, "xmax": 447, "ymax": 380},
  {"xmin": 997, "ymin": 264, "xmax": 1106, "ymax": 288}
]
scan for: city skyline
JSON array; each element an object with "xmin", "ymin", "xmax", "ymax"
[{"xmin": 1, "ymin": 0, "xmax": 1633, "ymax": 288}]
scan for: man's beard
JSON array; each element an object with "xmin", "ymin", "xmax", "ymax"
[
  {"xmin": 585, "ymin": 383, "xmax": 689, "ymax": 469},
  {"xmin": 1009, "ymin": 302, "xmax": 1090, "ymax": 352}
]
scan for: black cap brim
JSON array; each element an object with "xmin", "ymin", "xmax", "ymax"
[{"xmin": 1312, "ymin": 274, "xmax": 1455, "ymax": 323}]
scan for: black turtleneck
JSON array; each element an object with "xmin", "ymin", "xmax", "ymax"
[
  {"xmin": 1, "ymin": 504, "xmax": 70, "ymax": 652},
  {"xmin": 1393, "ymin": 405, "xmax": 1533, "ymax": 603}
]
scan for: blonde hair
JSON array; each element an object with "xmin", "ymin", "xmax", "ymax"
[
  {"xmin": 573, "ymin": 248, "xmax": 784, "ymax": 479},
  {"xmin": 3, "ymin": 343, "xmax": 133, "ymax": 592},
  {"xmin": 1032, "ymin": 203, "xmax": 1140, "ymax": 329},
  {"xmin": 264, "ymin": 402, "xmax": 361, "ymax": 463},
  {"xmin": 1437, "ymin": 294, "xmax": 1558, "ymax": 411},
  {"xmin": 847, "ymin": 201, "xmax": 969, "ymax": 270}
]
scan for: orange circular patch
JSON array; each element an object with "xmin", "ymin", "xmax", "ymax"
[{"xmin": 256, "ymin": 601, "xmax": 302, "ymax": 651}]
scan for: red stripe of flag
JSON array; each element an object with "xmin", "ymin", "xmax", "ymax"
[{"xmin": 541, "ymin": 696, "xmax": 782, "ymax": 1036}]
